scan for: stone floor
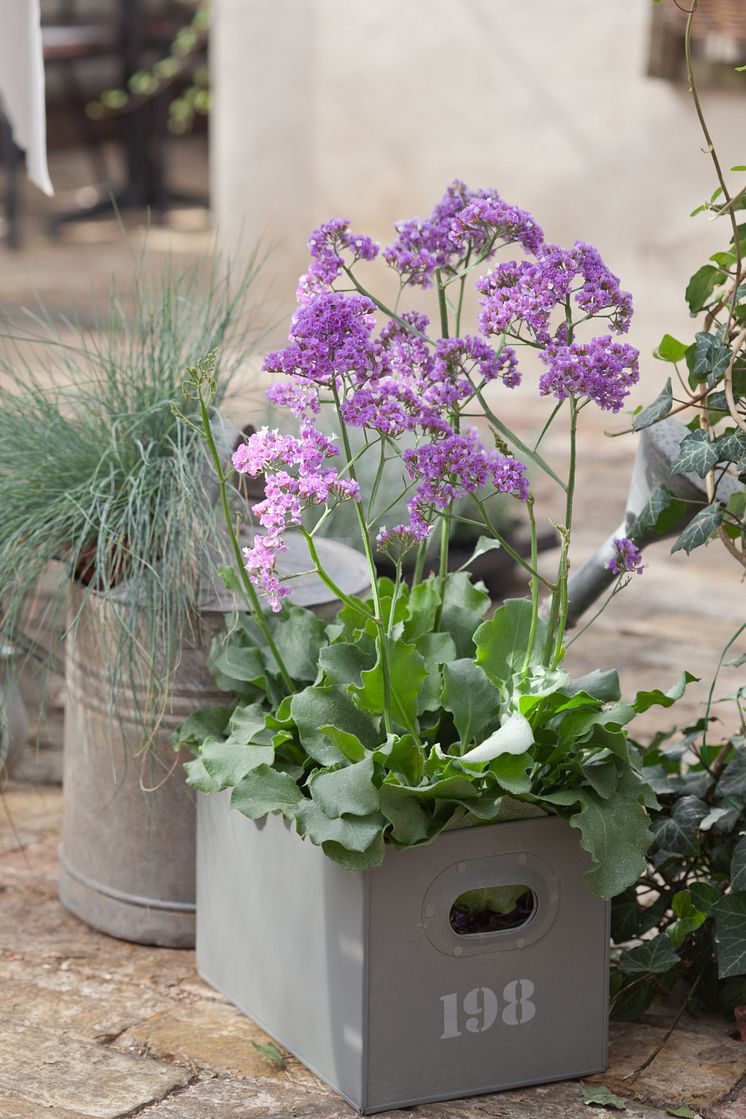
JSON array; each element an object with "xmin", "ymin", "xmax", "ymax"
[{"xmin": 0, "ymin": 781, "xmax": 744, "ymax": 1119}]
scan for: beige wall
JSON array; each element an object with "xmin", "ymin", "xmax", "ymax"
[{"xmin": 212, "ymin": 0, "xmax": 744, "ymax": 387}]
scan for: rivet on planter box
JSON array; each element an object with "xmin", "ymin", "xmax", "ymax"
[{"xmin": 197, "ymin": 793, "xmax": 609, "ymax": 1114}]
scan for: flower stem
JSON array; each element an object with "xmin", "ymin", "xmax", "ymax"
[
  {"xmin": 521, "ymin": 496, "xmax": 540, "ymax": 681},
  {"xmin": 546, "ymin": 396, "xmax": 578, "ymax": 668},
  {"xmin": 471, "ymin": 382, "xmax": 567, "ymax": 490},
  {"xmin": 198, "ymin": 394, "xmax": 294, "ymax": 694}
]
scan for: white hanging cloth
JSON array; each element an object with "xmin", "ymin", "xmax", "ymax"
[{"xmin": 0, "ymin": 0, "xmax": 53, "ymax": 195}]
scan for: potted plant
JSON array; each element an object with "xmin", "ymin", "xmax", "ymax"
[
  {"xmin": 177, "ymin": 182, "xmax": 691, "ymax": 1111},
  {"xmin": 0, "ymin": 259, "xmax": 368, "ymax": 947}
]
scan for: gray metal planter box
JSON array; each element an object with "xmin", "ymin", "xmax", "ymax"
[{"xmin": 197, "ymin": 792, "xmax": 609, "ymax": 1114}]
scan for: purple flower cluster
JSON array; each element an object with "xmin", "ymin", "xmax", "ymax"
[
  {"xmin": 237, "ymin": 180, "xmax": 641, "ymax": 603},
  {"xmin": 608, "ymin": 537, "xmax": 644, "ymax": 576},
  {"xmin": 232, "ymin": 426, "xmax": 360, "ymax": 611},
  {"xmin": 538, "ymin": 336, "xmax": 639, "ymax": 412},
  {"xmin": 376, "ymin": 428, "xmax": 529, "ymax": 549},
  {"xmin": 297, "ymin": 219, "xmax": 378, "ymax": 303},
  {"xmin": 382, "ymin": 180, "xmax": 541, "ymax": 288}
]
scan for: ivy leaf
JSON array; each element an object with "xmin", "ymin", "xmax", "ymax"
[
  {"xmin": 691, "ymin": 331, "xmax": 731, "ymax": 384},
  {"xmin": 715, "ymin": 429, "xmax": 746, "ymax": 465},
  {"xmin": 667, "ymin": 889, "xmax": 707, "ymax": 948},
  {"xmin": 685, "ymin": 265, "xmax": 725, "ymax": 314},
  {"xmin": 730, "ymin": 835, "xmax": 746, "ymax": 892},
  {"xmin": 440, "ymin": 572, "xmax": 491, "ymax": 657},
  {"xmin": 352, "ymin": 639, "xmax": 426, "ymax": 732},
  {"xmin": 711, "ymin": 891, "xmax": 746, "ymax": 977},
  {"xmin": 308, "ymin": 756, "xmax": 379, "ymax": 818},
  {"xmin": 230, "ymin": 764, "xmax": 303, "ymax": 820},
  {"xmin": 631, "ymin": 484, "xmax": 686, "ymax": 540},
  {"xmin": 610, "ymin": 977, "xmax": 656, "ymax": 1021},
  {"xmin": 672, "ymin": 505, "xmax": 722, "ymax": 554},
  {"xmin": 651, "ymin": 796, "xmax": 708, "ymax": 856},
  {"xmin": 670, "ymin": 429, "xmax": 718, "ymax": 479},
  {"xmin": 690, "ymin": 880, "xmax": 721, "ymax": 914},
  {"xmin": 475, "ymin": 599, "xmax": 548, "ymax": 691},
  {"xmin": 441, "ymin": 659, "xmax": 502, "ymax": 747},
  {"xmin": 581, "ymin": 1084, "xmax": 627, "ymax": 1110},
  {"xmin": 618, "ymin": 932, "xmax": 681, "ymax": 975},
  {"xmin": 654, "ymin": 334, "xmax": 689, "ymax": 363},
  {"xmin": 632, "ymin": 379, "xmax": 672, "ymax": 431},
  {"xmin": 611, "ymin": 887, "xmax": 643, "ymax": 941},
  {"xmin": 717, "ymin": 745, "xmax": 746, "ymax": 805},
  {"xmin": 291, "ymin": 685, "xmax": 378, "ymax": 765}
]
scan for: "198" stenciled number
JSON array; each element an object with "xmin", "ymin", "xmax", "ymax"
[{"xmin": 440, "ymin": 980, "xmax": 535, "ymax": 1039}]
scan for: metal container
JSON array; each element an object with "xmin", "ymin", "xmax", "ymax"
[
  {"xmin": 197, "ymin": 794, "xmax": 610, "ymax": 1114},
  {"xmin": 59, "ymin": 535, "xmax": 370, "ymax": 948}
]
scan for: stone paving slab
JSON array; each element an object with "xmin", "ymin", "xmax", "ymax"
[
  {"xmin": 135, "ymin": 1076, "xmax": 675, "ymax": 1118},
  {"xmin": 0, "ymin": 1022, "xmax": 191, "ymax": 1118},
  {"xmin": 590, "ymin": 1021, "xmax": 746, "ymax": 1112}
]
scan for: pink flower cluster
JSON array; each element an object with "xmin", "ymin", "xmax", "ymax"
[{"xmin": 233, "ymin": 426, "xmax": 360, "ymax": 611}]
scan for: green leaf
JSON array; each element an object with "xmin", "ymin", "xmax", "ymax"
[
  {"xmin": 318, "ymin": 640, "xmax": 374, "ymax": 689},
  {"xmin": 174, "ymin": 705, "xmax": 231, "ymax": 751},
  {"xmin": 209, "ymin": 641, "xmax": 267, "ymax": 689},
  {"xmin": 632, "ymin": 379, "xmax": 672, "ymax": 431},
  {"xmin": 670, "ymin": 429, "xmax": 718, "ymax": 479},
  {"xmin": 251, "ymin": 1041, "xmax": 287, "ymax": 1071},
  {"xmin": 475, "ymin": 599, "xmax": 547, "ymax": 690},
  {"xmin": 685, "ymin": 265, "xmax": 724, "ymax": 314},
  {"xmin": 183, "ymin": 755, "xmax": 221, "ymax": 793},
  {"xmin": 731, "ymin": 835, "xmax": 746, "ymax": 891},
  {"xmin": 318, "ymin": 725, "xmax": 366, "ymax": 763},
  {"xmin": 379, "ymin": 786, "xmax": 432, "ymax": 845},
  {"xmin": 610, "ymin": 976, "xmax": 655, "ymax": 1021},
  {"xmin": 352, "ymin": 639, "xmax": 426, "ymax": 733},
  {"xmin": 272, "ymin": 605, "xmax": 326, "ymax": 682},
  {"xmin": 308, "ymin": 757, "xmax": 379, "ymax": 818},
  {"xmin": 665, "ymin": 1106, "xmax": 697, "ymax": 1119},
  {"xmin": 322, "ymin": 831, "xmax": 386, "ymax": 870},
  {"xmin": 562, "ymin": 670, "xmax": 621, "ymax": 703},
  {"xmin": 415, "ymin": 632, "xmax": 458, "ymax": 713},
  {"xmin": 711, "ymin": 891, "xmax": 746, "ymax": 977},
  {"xmin": 545, "ymin": 771, "xmax": 652, "ymax": 898},
  {"xmin": 654, "ymin": 334, "xmax": 689, "ymax": 363},
  {"xmin": 199, "ymin": 736, "xmax": 274, "ymax": 789},
  {"xmin": 374, "ymin": 733, "xmax": 425, "ymax": 785},
  {"xmin": 294, "ymin": 799, "xmax": 385, "ymax": 860},
  {"xmin": 582, "ymin": 759, "xmax": 620, "ymax": 800},
  {"xmin": 691, "ymin": 331, "xmax": 731, "ymax": 385},
  {"xmin": 631, "ymin": 672, "xmax": 697, "ymax": 714},
  {"xmin": 228, "ymin": 703, "xmax": 268, "ymax": 743},
  {"xmin": 457, "ymin": 535, "xmax": 502, "ymax": 570},
  {"xmin": 218, "ymin": 563, "xmax": 244, "ymax": 596},
  {"xmin": 404, "ymin": 577, "xmax": 441, "ymax": 640},
  {"xmin": 631, "ymin": 484, "xmax": 687, "ymax": 541},
  {"xmin": 611, "ymin": 887, "xmax": 642, "ymax": 941},
  {"xmin": 715, "ymin": 429, "xmax": 746, "ymax": 464},
  {"xmin": 651, "ymin": 796, "xmax": 708, "ymax": 856},
  {"xmin": 672, "ymin": 504, "xmax": 722, "ymax": 554},
  {"xmin": 230, "ymin": 764, "xmax": 303, "ymax": 820},
  {"xmin": 667, "ymin": 889, "xmax": 707, "ymax": 948},
  {"xmin": 441, "ymin": 659, "xmax": 502, "ymax": 747},
  {"xmin": 487, "ymin": 750, "xmax": 533, "ymax": 795},
  {"xmin": 690, "ymin": 880, "xmax": 721, "ymax": 914},
  {"xmin": 440, "ymin": 572, "xmax": 491, "ymax": 657},
  {"xmin": 719, "ymin": 746, "xmax": 746, "ymax": 804},
  {"xmin": 581, "ymin": 1084, "xmax": 627, "ymax": 1110},
  {"xmin": 618, "ymin": 932, "xmax": 681, "ymax": 975},
  {"xmin": 291, "ymin": 685, "xmax": 378, "ymax": 765}
]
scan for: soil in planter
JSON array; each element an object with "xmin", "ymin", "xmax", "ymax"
[{"xmin": 449, "ymin": 885, "xmax": 535, "ymax": 936}]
